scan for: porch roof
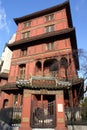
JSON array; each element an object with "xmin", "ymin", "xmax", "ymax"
[
  {"xmin": 16, "ymin": 76, "xmax": 71, "ymax": 90},
  {"xmin": 0, "ymin": 83, "xmax": 18, "ymax": 91},
  {"xmin": 0, "ymin": 77, "xmax": 83, "ymax": 91}
]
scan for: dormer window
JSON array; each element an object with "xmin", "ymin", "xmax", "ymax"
[
  {"xmin": 23, "ymin": 20, "xmax": 31, "ymax": 28},
  {"xmin": 45, "ymin": 14, "xmax": 54, "ymax": 21},
  {"xmin": 22, "ymin": 31, "xmax": 30, "ymax": 39}
]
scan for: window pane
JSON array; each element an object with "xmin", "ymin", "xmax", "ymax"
[
  {"xmin": 19, "ymin": 64, "xmax": 26, "ymax": 79},
  {"xmin": 14, "ymin": 94, "xmax": 18, "ymax": 106},
  {"xmin": 50, "ymin": 42, "xmax": 54, "ymax": 49},
  {"xmin": 22, "ymin": 31, "xmax": 30, "ymax": 39},
  {"xmin": 45, "ymin": 25, "xmax": 54, "ymax": 33},
  {"xmin": 50, "ymin": 14, "xmax": 54, "ymax": 20},
  {"xmin": 45, "ymin": 26, "xmax": 49, "ymax": 32},
  {"xmin": 46, "ymin": 42, "xmax": 54, "ymax": 50},
  {"xmin": 21, "ymin": 48, "xmax": 27, "ymax": 56},
  {"xmin": 24, "ymin": 21, "xmax": 31, "ymax": 28},
  {"xmin": 45, "ymin": 14, "xmax": 54, "ymax": 21},
  {"xmin": 51, "ymin": 25, "xmax": 54, "ymax": 31}
]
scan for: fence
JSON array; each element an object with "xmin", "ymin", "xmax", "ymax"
[
  {"xmin": 30, "ymin": 101, "xmax": 56, "ymax": 128},
  {"xmin": 65, "ymin": 107, "xmax": 87, "ymax": 125},
  {"xmin": 0, "ymin": 107, "xmax": 22, "ymax": 125}
]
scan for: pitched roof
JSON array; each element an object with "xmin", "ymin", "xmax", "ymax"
[
  {"xmin": 0, "ymin": 77, "xmax": 83, "ymax": 91},
  {"xmin": 16, "ymin": 76, "xmax": 71, "ymax": 90}
]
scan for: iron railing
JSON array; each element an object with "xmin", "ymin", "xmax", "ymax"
[
  {"xmin": 65, "ymin": 107, "xmax": 87, "ymax": 125},
  {"xmin": 0, "ymin": 107, "xmax": 22, "ymax": 125},
  {"xmin": 30, "ymin": 100, "xmax": 56, "ymax": 128},
  {"xmin": 12, "ymin": 107, "xmax": 22, "ymax": 124}
]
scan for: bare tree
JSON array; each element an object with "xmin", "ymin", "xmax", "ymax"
[
  {"xmin": 78, "ymin": 49, "xmax": 87, "ymax": 81},
  {"xmin": 73, "ymin": 49, "xmax": 87, "ymax": 102}
]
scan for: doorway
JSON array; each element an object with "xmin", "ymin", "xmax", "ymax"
[{"xmin": 30, "ymin": 94, "xmax": 56, "ymax": 128}]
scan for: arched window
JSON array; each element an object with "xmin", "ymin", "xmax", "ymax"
[
  {"xmin": 60, "ymin": 57, "xmax": 68, "ymax": 69},
  {"xmin": 50, "ymin": 59, "xmax": 58, "ymax": 72},
  {"xmin": 35, "ymin": 61, "xmax": 42, "ymax": 76},
  {"xmin": 3, "ymin": 99, "xmax": 9, "ymax": 108},
  {"xmin": 19, "ymin": 64, "xmax": 26, "ymax": 79},
  {"xmin": 44, "ymin": 59, "xmax": 58, "ymax": 77},
  {"xmin": 60, "ymin": 57, "xmax": 68, "ymax": 80}
]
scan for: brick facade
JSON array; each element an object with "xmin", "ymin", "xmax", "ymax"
[{"xmin": 0, "ymin": 1, "xmax": 84, "ymax": 130}]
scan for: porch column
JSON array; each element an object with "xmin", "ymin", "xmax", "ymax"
[
  {"xmin": 74, "ymin": 89, "xmax": 77, "ymax": 105},
  {"xmin": 42, "ymin": 60, "xmax": 44, "ymax": 76},
  {"xmin": 69, "ymin": 89, "xmax": 73, "ymax": 107},
  {"xmin": 19, "ymin": 89, "xmax": 31, "ymax": 130},
  {"xmin": 55, "ymin": 90, "xmax": 67, "ymax": 130}
]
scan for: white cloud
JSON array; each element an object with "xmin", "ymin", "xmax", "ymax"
[{"xmin": 0, "ymin": 0, "xmax": 10, "ymax": 33}]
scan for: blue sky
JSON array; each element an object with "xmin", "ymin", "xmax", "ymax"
[{"xmin": 0, "ymin": 0, "xmax": 87, "ymax": 56}]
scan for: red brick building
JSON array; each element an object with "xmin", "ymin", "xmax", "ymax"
[{"xmin": 0, "ymin": 1, "xmax": 84, "ymax": 130}]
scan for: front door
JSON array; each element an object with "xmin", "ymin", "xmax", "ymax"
[{"xmin": 30, "ymin": 94, "xmax": 56, "ymax": 128}]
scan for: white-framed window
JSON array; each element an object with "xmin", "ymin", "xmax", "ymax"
[
  {"xmin": 21, "ymin": 48, "xmax": 27, "ymax": 56},
  {"xmin": 23, "ymin": 20, "xmax": 31, "ymax": 28},
  {"xmin": 22, "ymin": 31, "xmax": 30, "ymax": 39},
  {"xmin": 45, "ymin": 14, "xmax": 54, "ymax": 21},
  {"xmin": 45, "ymin": 25, "xmax": 54, "ymax": 33},
  {"xmin": 19, "ymin": 64, "xmax": 26, "ymax": 79},
  {"xmin": 46, "ymin": 42, "xmax": 54, "ymax": 50}
]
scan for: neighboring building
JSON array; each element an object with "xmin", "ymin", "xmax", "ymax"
[
  {"xmin": 0, "ymin": 33, "xmax": 16, "ymax": 108},
  {"xmin": 0, "ymin": 1, "xmax": 84, "ymax": 130},
  {"xmin": 0, "ymin": 33, "xmax": 16, "ymax": 86}
]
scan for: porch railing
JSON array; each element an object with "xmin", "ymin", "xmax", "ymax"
[{"xmin": 65, "ymin": 107, "xmax": 87, "ymax": 125}]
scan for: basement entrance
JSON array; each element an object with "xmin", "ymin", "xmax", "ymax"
[{"xmin": 30, "ymin": 94, "xmax": 56, "ymax": 128}]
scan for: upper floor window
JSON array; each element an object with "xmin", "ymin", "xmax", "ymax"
[
  {"xmin": 45, "ymin": 14, "xmax": 54, "ymax": 21},
  {"xmin": 19, "ymin": 64, "xmax": 26, "ymax": 79},
  {"xmin": 60, "ymin": 57, "xmax": 68, "ymax": 69},
  {"xmin": 46, "ymin": 42, "xmax": 54, "ymax": 50},
  {"xmin": 22, "ymin": 31, "xmax": 30, "ymax": 39},
  {"xmin": 45, "ymin": 25, "xmax": 54, "ymax": 33},
  {"xmin": 21, "ymin": 48, "xmax": 27, "ymax": 56},
  {"xmin": 3, "ymin": 99, "xmax": 9, "ymax": 108},
  {"xmin": 23, "ymin": 20, "xmax": 31, "ymax": 28}
]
